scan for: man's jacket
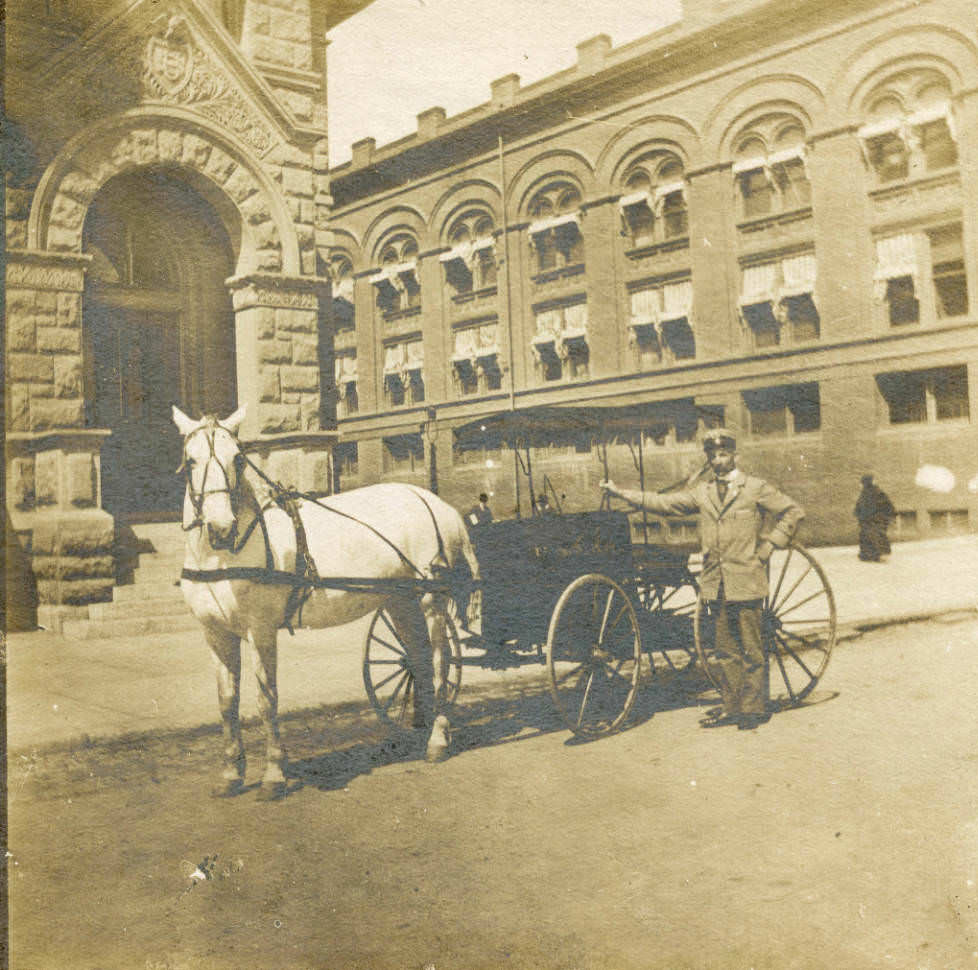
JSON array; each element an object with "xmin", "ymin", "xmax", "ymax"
[{"xmin": 620, "ymin": 470, "xmax": 804, "ymax": 601}]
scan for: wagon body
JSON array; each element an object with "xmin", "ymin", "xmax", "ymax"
[{"xmin": 469, "ymin": 509, "xmax": 633, "ymax": 650}]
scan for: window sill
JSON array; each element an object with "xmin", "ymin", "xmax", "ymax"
[
  {"xmin": 451, "ymin": 285, "xmax": 498, "ymax": 305},
  {"xmin": 381, "ymin": 306, "xmax": 422, "ymax": 324},
  {"xmin": 624, "ymin": 236, "xmax": 689, "ymax": 260},
  {"xmin": 743, "ymin": 431, "xmax": 822, "ymax": 444},
  {"xmin": 868, "ymin": 167, "xmax": 959, "ymax": 200},
  {"xmin": 532, "ymin": 263, "xmax": 586, "ymax": 285},
  {"xmin": 736, "ymin": 207, "xmax": 812, "ymax": 234},
  {"xmin": 877, "ymin": 419, "xmax": 970, "ymax": 435}
]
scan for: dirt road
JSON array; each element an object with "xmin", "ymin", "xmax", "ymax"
[{"xmin": 9, "ymin": 614, "xmax": 978, "ymax": 969}]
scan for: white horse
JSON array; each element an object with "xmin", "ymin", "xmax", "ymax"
[{"xmin": 173, "ymin": 406, "xmax": 480, "ymax": 800}]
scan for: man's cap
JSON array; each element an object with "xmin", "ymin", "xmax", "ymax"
[
  {"xmin": 702, "ymin": 428, "xmax": 736, "ymax": 451},
  {"xmin": 861, "ymin": 474, "xmax": 874, "ymax": 485},
  {"xmin": 479, "ymin": 492, "xmax": 489, "ymax": 503}
]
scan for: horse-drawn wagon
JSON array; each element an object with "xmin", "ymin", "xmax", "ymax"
[
  {"xmin": 173, "ymin": 402, "xmax": 835, "ymax": 797},
  {"xmin": 362, "ymin": 403, "xmax": 837, "ymax": 741}
]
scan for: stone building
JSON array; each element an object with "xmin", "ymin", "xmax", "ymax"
[
  {"xmin": 327, "ymin": 0, "xmax": 978, "ymax": 547},
  {"xmin": 4, "ymin": 0, "xmax": 371, "ymax": 630}
]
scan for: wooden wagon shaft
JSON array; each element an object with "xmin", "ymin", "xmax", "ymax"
[{"xmin": 180, "ymin": 566, "xmax": 464, "ymax": 596}]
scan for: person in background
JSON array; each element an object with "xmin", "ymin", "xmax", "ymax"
[
  {"xmin": 467, "ymin": 492, "xmax": 493, "ymax": 527},
  {"xmin": 600, "ymin": 428, "xmax": 804, "ymax": 730},
  {"xmin": 854, "ymin": 474, "xmax": 895, "ymax": 563},
  {"xmin": 536, "ymin": 493, "xmax": 554, "ymax": 516}
]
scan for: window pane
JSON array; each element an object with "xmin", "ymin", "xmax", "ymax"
[
  {"xmin": 661, "ymin": 318, "xmax": 696, "ymax": 360},
  {"xmin": 750, "ymin": 406, "xmax": 788, "ymax": 436},
  {"xmin": 782, "ymin": 293, "xmax": 819, "ymax": 341},
  {"xmin": 919, "ymin": 119, "xmax": 958, "ymax": 171},
  {"xmin": 743, "ymin": 302, "xmax": 780, "ymax": 347},
  {"xmin": 741, "ymin": 170, "xmax": 774, "ymax": 217},
  {"xmin": 789, "ymin": 384, "xmax": 821, "ymax": 432},
  {"xmin": 886, "ymin": 276, "xmax": 919, "ymax": 326},
  {"xmin": 774, "ymin": 159, "xmax": 811, "ymax": 208},
  {"xmin": 934, "ymin": 268, "xmax": 968, "ymax": 318},
  {"xmin": 933, "ymin": 366, "xmax": 969, "ymax": 421},
  {"xmin": 879, "ymin": 372, "xmax": 927, "ymax": 424},
  {"xmin": 868, "ymin": 132, "xmax": 909, "ymax": 182}
]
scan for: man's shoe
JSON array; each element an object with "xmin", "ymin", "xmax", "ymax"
[
  {"xmin": 736, "ymin": 713, "xmax": 771, "ymax": 731},
  {"xmin": 700, "ymin": 712, "xmax": 739, "ymax": 728}
]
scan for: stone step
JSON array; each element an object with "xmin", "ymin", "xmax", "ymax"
[
  {"xmin": 89, "ymin": 597, "xmax": 191, "ymax": 621},
  {"xmin": 112, "ymin": 581, "xmax": 184, "ymax": 603},
  {"xmin": 61, "ymin": 612, "xmax": 201, "ymax": 641},
  {"xmin": 131, "ymin": 562, "xmax": 185, "ymax": 585}
]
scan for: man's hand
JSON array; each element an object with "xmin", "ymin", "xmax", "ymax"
[
  {"xmin": 756, "ymin": 539, "xmax": 774, "ymax": 563},
  {"xmin": 600, "ymin": 480, "xmax": 619, "ymax": 499}
]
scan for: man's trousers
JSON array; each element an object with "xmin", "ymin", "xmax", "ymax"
[{"xmin": 705, "ymin": 593, "xmax": 768, "ymax": 716}]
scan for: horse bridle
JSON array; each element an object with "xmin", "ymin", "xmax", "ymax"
[{"xmin": 178, "ymin": 420, "xmax": 245, "ymax": 533}]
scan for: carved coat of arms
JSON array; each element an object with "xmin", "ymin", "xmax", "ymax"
[{"xmin": 144, "ymin": 16, "xmax": 195, "ymax": 99}]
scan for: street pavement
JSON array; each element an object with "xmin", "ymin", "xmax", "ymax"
[{"xmin": 6, "ymin": 534, "xmax": 978, "ymax": 753}]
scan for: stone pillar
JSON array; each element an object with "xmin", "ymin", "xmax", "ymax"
[
  {"xmin": 808, "ymin": 128, "xmax": 874, "ymax": 341},
  {"xmin": 240, "ymin": 0, "xmax": 313, "ymax": 71},
  {"xmin": 5, "ymin": 249, "xmax": 116, "ymax": 632},
  {"xmin": 582, "ymin": 201, "xmax": 620, "ymax": 378},
  {"xmin": 686, "ymin": 165, "xmax": 740, "ymax": 361},
  {"xmin": 227, "ymin": 272, "xmax": 336, "ymax": 494}
]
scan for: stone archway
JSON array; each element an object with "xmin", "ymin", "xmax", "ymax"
[{"xmin": 82, "ymin": 166, "xmax": 238, "ymax": 522}]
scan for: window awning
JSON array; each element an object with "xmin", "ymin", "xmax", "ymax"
[
  {"xmin": 383, "ymin": 343, "xmax": 407, "ymax": 374},
  {"xmin": 629, "ymin": 287, "xmax": 660, "ymax": 327},
  {"xmin": 779, "ymin": 252, "xmax": 817, "ymax": 300},
  {"xmin": 907, "ymin": 103, "xmax": 956, "ymax": 140},
  {"xmin": 334, "ymin": 355, "xmax": 358, "ymax": 386},
  {"xmin": 857, "ymin": 116, "xmax": 904, "ymax": 141},
  {"xmin": 732, "ymin": 155, "xmax": 769, "ymax": 175},
  {"xmin": 660, "ymin": 279, "xmax": 693, "ymax": 324},
  {"xmin": 371, "ymin": 260, "xmax": 418, "ymax": 292},
  {"xmin": 531, "ymin": 307, "xmax": 564, "ymax": 345},
  {"xmin": 440, "ymin": 236, "xmax": 496, "ymax": 267},
  {"xmin": 653, "ymin": 181, "xmax": 687, "ymax": 211},
  {"xmin": 561, "ymin": 302, "xmax": 588, "ymax": 341},
  {"xmin": 404, "ymin": 339, "xmax": 424, "ymax": 372},
  {"xmin": 618, "ymin": 191, "xmax": 653, "ymax": 211},
  {"xmin": 874, "ymin": 233, "xmax": 918, "ymax": 281},
  {"xmin": 740, "ymin": 262, "xmax": 779, "ymax": 306},
  {"xmin": 767, "ymin": 145, "xmax": 806, "ymax": 167},
  {"xmin": 528, "ymin": 212, "xmax": 581, "ymax": 236}
]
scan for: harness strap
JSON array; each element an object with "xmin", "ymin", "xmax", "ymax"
[
  {"xmin": 404, "ymin": 484, "xmax": 450, "ymax": 576},
  {"xmin": 180, "ymin": 566, "xmax": 451, "ymax": 595}
]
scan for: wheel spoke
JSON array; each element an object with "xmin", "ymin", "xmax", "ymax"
[
  {"xmin": 554, "ymin": 659, "xmax": 590, "ymax": 687},
  {"xmin": 770, "ymin": 562, "xmax": 813, "ymax": 614},
  {"xmin": 597, "ymin": 590, "xmax": 616, "ymax": 642},
  {"xmin": 381, "ymin": 670, "xmax": 412, "ymax": 714},
  {"xmin": 371, "ymin": 632, "xmax": 408, "ymax": 658},
  {"xmin": 575, "ymin": 669, "xmax": 598, "ymax": 728},
  {"xmin": 772, "ymin": 631, "xmax": 817, "ymax": 680},
  {"xmin": 600, "ymin": 602, "xmax": 631, "ymax": 645},
  {"xmin": 372, "ymin": 664, "xmax": 409, "ymax": 691},
  {"xmin": 775, "ymin": 587, "xmax": 827, "ymax": 620},
  {"xmin": 770, "ymin": 642, "xmax": 799, "ymax": 703},
  {"xmin": 768, "ymin": 546, "xmax": 794, "ymax": 611}
]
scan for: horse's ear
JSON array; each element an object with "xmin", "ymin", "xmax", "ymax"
[
  {"xmin": 172, "ymin": 406, "xmax": 198, "ymax": 437},
  {"xmin": 221, "ymin": 405, "xmax": 247, "ymax": 436}
]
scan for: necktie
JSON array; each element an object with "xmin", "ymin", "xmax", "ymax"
[{"xmin": 716, "ymin": 478, "xmax": 728, "ymax": 502}]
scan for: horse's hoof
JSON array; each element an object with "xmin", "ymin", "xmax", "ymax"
[
  {"xmin": 256, "ymin": 782, "xmax": 287, "ymax": 802},
  {"xmin": 211, "ymin": 779, "xmax": 244, "ymax": 799},
  {"xmin": 425, "ymin": 744, "xmax": 450, "ymax": 764}
]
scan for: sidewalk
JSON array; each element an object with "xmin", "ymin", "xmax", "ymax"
[{"xmin": 7, "ymin": 535, "xmax": 978, "ymax": 753}]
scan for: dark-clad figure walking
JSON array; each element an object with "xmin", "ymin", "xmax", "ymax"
[
  {"xmin": 467, "ymin": 492, "xmax": 493, "ymax": 528},
  {"xmin": 601, "ymin": 428, "xmax": 804, "ymax": 730},
  {"xmin": 854, "ymin": 475, "xmax": 895, "ymax": 562}
]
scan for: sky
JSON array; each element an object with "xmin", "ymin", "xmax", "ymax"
[{"xmin": 326, "ymin": 0, "xmax": 683, "ymax": 166}]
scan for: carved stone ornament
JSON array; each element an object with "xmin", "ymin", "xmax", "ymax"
[{"xmin": 141, "ymin": 15, "xmax": 276, "ymax": 157}]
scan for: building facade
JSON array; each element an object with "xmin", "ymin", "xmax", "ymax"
[
  {"xmin": 4, "ymin": 0, "xmax": 374, "ymax": 630},
  {"xmin": 326, "ymin": 0, "xmax": 978, "ymax": 548}
]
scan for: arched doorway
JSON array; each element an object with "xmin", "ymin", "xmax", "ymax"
[{"xmin": 82, "ymin": 167, "xmax": 238, "ymax": 522}]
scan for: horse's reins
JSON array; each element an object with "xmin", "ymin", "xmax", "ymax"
[{"xmin": 178, "ymin": 426, "xmax": 455, "ymax": 630}]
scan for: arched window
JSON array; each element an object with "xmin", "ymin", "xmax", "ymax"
[
  {"xmin": 527, "ymin": 183, "xmax": 584, "ymax": 272},
  {"xmin": 371, "ymin": 232, "xmax": 421, "ymax": 316},
  {"xmin": 619, "ymin": 153, "xmax": 688, "ymax": 246},
  {"xmin": 732, "ymin": 115, "xmax": 811, "ymax": 220},
  {"xmin": 329, "ymin": 256, "xmax": 356, "ymax": 332},
  {"xmin": 858, "ymin": 69, "xmax": 958, "ymax": 184},
  {"xmin": 441, "ymin": 210, "xmax": 498, "ymax": 294}
]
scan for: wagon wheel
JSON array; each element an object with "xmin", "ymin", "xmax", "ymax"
[
  {"xmin": 635, "ymin": 563, "xmax": 700, "ymax": 675},
  {"xmin": 546, "ymin": 573, "xmax": 643, "ymax": 739},
  {"xmin": 363, "ymin": 607, "xmax": 464, "ymax": 730},
  {"xmin": 693, "ymin": 545, "xmax": 836, "ymax": 708}
]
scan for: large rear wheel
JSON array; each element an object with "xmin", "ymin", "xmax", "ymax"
[
  {"xmin": 546, "ymin": 574, "xmax": 643, "ymax": 738},
  {"xmin": 693, "ymin": 545, "xmax": 836, "ymax": 707}
]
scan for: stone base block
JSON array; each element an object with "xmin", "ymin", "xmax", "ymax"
[{"xmin": 37, "ymin": 604, "xmax": 92, "ymax": 635}]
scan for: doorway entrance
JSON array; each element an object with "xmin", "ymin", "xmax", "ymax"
[{"xmin": 82, "ymin": 168, "xmax": 238, "ymax": 522}]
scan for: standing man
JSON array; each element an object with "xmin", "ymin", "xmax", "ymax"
[
  {"xmin": 601, "ymin": 428, "xmax": 804, "ymax": 729},
  {"xmin": 467, "ymin": 492, "xmax": 493, "ymax": 528},
  {"xmin": 854, "ymin": 475, "xmax": 895, "ymax": 562}
]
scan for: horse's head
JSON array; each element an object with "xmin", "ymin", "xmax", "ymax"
[{"xmin": 173, "ymin": 405, "xmax": 248, "ymax": 549}]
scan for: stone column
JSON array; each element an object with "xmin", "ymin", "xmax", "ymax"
[
  {"xmin": 5, "ymin": 249, "xmax": 115, "ymax": 632},
  {"xmin": 582, "ymin": 200, "xmax": 619, "ymax": 378},
  {"xmin": 226, "ymin": 272, "xmax": 335, "ymax": 495}
]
